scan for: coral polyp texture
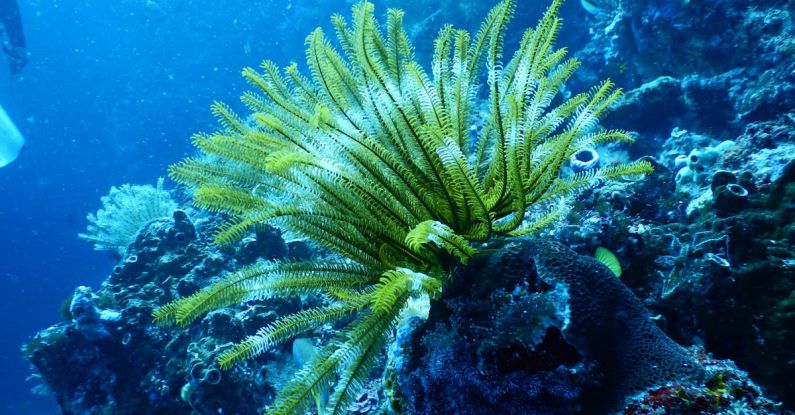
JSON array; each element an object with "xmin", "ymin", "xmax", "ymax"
[
  {"xmin": 79, "ymin": 177, "xmax": 178, "ymax": 256},
  {"xmin": 153, "ymin": 0, "xmax": 652, "ymax": 413},
  {"xmin": 531, "ymin": 241, "xmax": 701, "ymax": 403}
]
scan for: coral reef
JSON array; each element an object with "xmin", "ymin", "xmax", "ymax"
[
  {"xmin": 563, "ymin": 1, "xmax": 795, "ymax": 406},
  {"xmin": 575, "ymin": 0, "xmax": 795, "ymax": 163},
  {"xmin": 556, "ymin": 136, "xmax": 795, "ymax": 410},
  {"xmin": 25, "ymin": 210, "xmax": 301, "ymax": 414},
  {"xmin": 532, "ymin": 240, "xmax": 701, "ymax": 405},
  {"xmin": 388, "ymin": 239, "xmax": 786, "ymax": 414},
  {"xmin": 24, "ymin": 0, "xmax": 795, "ymax": 413},
  {"xmin": 623, "ymin": 349, "xmax": 785, "ymax": 415},
  {"xmin": 388, "ymin": 241, "xmax": 589, "ymax": 415},
  {"xmin": 154, "ymin": 1, "xmax": 651, "ymax": 413},
  {"xmin": 26, "ymin": 206, "xmax": 791, "ymax": 414},
  {"xmin": 579, "ymin": 0, "xmax": 795, "ymax": 114}
]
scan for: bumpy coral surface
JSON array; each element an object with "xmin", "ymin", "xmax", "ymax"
[
  {"xmin": 25, "ymin": 210, "xmax": 304, "ymax": 414},
  {"xmin": 389, "ymin": 241, "xmax": 590, "ymax": 415},
  {"xmin": 532, "ymin": 241, "xmax": 702, "ymax": 407},
  {"xmin": 388, "ymin": 239, "xmax": 788, "ymax": 414}
]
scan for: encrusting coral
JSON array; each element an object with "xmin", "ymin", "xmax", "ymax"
[{"xmin": 153, "ymin": 0, "xmax": 652, "ymax": 413}]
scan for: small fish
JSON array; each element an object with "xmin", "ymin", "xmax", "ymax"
[
  {"xmin": 292, "ymin": 338, "xmax": 318, "ymax": 368},
  {"xmin": 580, "ymin": 0, "xmax": 601, "ymax": 15},
  {"xmin": 595, "ymin": 246, "xmax": 622, "ymax": 277},
  {"xmin": 580, "ymin": 0, "xmax": 618, "ymax": 16},
  {"xmin": 293, "ymin": 338, "xmax": 329, "ymax": 415},
  {"xmin": 0, "ymin": 105, "xmax": 25, "ymax": 167}
]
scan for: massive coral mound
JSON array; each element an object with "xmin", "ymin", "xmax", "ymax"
[{"xmin": 532, "ymin": 240, "xmax": 702, "ymax": 401}]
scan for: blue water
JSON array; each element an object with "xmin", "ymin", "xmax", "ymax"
[
  {"xmin": 0, "ymin": 1, "xmax": 339, "ymax": 412},
  {"xmin": 0, "ymin": 1, "xmax": 588, "ymax": 413}
]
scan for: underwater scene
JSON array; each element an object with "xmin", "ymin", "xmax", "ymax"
[{"xmin": 1, "ymin": 0, "xmax": 794, "ymax": 413}]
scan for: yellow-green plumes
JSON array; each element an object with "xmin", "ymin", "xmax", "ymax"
[{"xmin": 153, "ymin": 1, "xmax": 652, "ymax": 414}]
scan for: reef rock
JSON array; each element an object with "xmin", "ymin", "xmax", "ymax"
[
  {"xmin": 387, "ymin": 240, "xmax": 592, "ymax": 415},
  {"xmin": 386, "ymin": 239, "xmax": 784, "ymax": 414},
  {"xmin": 23, "ymin": 210, "xmax": 299, "ymax": 414}
]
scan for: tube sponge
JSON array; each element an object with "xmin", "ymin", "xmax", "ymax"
[{"xmin": 570, "ymin": 148, "xmax": 600, "ymax": 173}]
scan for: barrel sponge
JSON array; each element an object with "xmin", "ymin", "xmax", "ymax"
[{"xmin": 531, "ymin": 241, "xmax": 701, "ymax": 397}]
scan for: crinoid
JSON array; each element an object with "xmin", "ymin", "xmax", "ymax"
[{"xmin": 154, "ymin": 1, "xmax": 652, "ymax": 413}]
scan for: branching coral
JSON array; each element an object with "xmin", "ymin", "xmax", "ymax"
[
  {"xmin": 79, "ymin": 178, "xmax": 177, "ymax": 255},
  {"xmin": 153, "ymin": 0, "xmax": 652, "ymax": 413}
]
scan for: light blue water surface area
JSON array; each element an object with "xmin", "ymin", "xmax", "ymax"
[{"xmin": 0, "ymin": 1, "xmax": 580, "ymax": 413}]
